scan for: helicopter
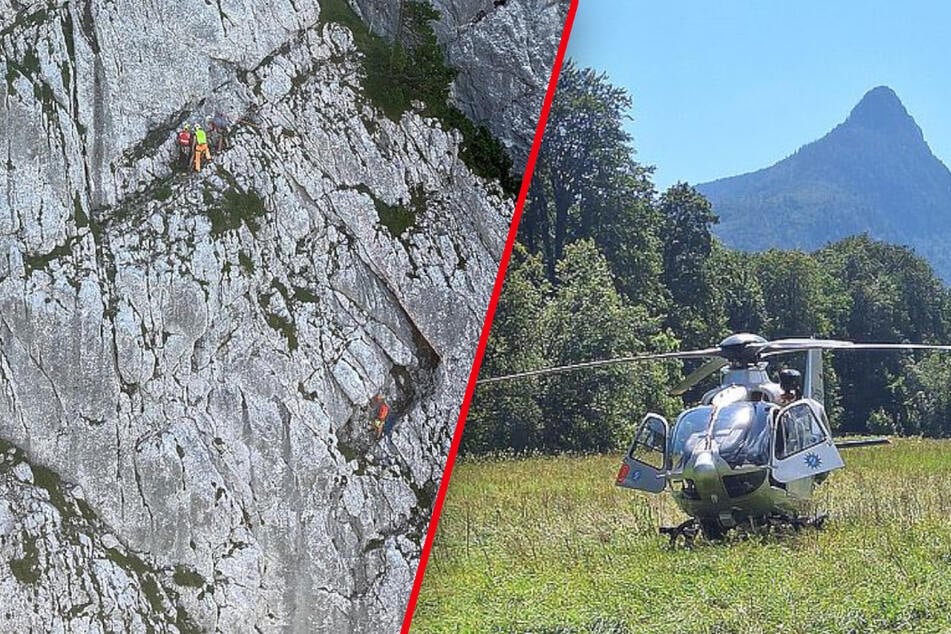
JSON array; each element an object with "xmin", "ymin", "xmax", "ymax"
[{"xmin": 479, "ymin": 333, "xmax": 951, "ymax": 541}]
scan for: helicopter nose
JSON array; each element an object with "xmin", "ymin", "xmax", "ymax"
[
  {"xmin": 694, "ymin": 451, "xmax": 716, "ymax": 473},
  {"xmin": 685, "ymin": 450, "xmax": 723, "ymax": 502},
  {"xmin": 691, "ymin": 451, "xmax": 719, "ymax": 486}
]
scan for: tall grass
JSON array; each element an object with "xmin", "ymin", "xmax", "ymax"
[{"xmin": 413, "ymin": 439, "xmax": 951, "ymax": 633}]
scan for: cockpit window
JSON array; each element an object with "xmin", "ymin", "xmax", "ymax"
[
  {"xmin": 712, "ymin": 402, "xmax": 754, "ymax": 435},
  {"xmin": 669, "ymin": 407, "xmax": 710, "ymax": 470},
  {"xmin": 669, "ymin": 402, "xmax": 773, "ymax": 470},
  {"xmin": 716, "ymin": 403, "xmax": 772, "ymax": 467},
  {"xmin": 776, "ymin": 402, "xmax": 826, "ymax": 459}
]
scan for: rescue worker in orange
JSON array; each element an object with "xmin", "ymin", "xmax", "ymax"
[
  {"xmin": 193, "ymin": 123, "xmax": 212, "ymax": 172},
  {"xmin": 177, "ymin": 124, "xmax": 193, "ymax": 169},
  {"xmin": 370, "ymin": 395, "xmax": 389, "ymax": 440}
]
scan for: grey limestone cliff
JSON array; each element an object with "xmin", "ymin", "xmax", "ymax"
[
  {"xmin": 349, "ymin": 0, "xmax": 570, "ymax": 166},
  {"xmin": 0, "ymin": 0, "xmax": 564, "ymax": 631}
]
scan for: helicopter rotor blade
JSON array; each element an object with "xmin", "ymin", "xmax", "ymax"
[
  {"xmin": 669, "ymin": 357, "xmax": 729, "ymax": 396},
  {"xmin": 478, "ymin": 335, "xmax": 951, "ymax": 386},
  {"xmin": 762, "ymin": 339, "xmax": 951, "ymax": 357},
  {"xmin": 477, "ymin": 347, "xmax": 722, "ymax": 385},
  {"xmin": 835, "ymin": 343, "xmax": 951, "ymax": 351}
]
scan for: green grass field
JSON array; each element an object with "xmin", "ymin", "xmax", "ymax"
[{"xmin": 412, "ymin": 439, "xmax": 951, "ymax": 633}]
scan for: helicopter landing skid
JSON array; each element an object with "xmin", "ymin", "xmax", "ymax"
[
  {"xmin": 659, "ymin": 519, "xmax": 701, "ymax": 546},
  {"xmin": 742, "ymin": 512, "xmax": 829, "ymax": 536},
  {"xmin": 768, "ymin": 512, "xmax": 828, "ymax": 531},
  {"xmin": 661, "ymin": 513, "xmax": 829, "ymax": 545}
]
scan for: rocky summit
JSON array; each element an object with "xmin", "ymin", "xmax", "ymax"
[{"xmin": 0, "ymin": 0, "xmax": 565, "ymax": 631}]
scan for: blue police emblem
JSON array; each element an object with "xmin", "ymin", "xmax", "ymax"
[{"xmin": 804, "ymin": 452, "xmax": 822, "ymax": 469}]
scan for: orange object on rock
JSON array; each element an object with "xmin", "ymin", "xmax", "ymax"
[
  {"xmin": 193, "ymin": 143, "xmax": 211, "ymax": 172},
  {"xmin": 370, "ymin": 395, "xmax": 390, "ymax": 440}
]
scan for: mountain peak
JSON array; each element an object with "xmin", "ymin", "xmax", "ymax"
[
  {"xmin": 845, "ymin": 86, "xmax": 920, "ymax": 138},
  {"xmin": 698, "ymin": 84, "xmax": 951, "ymax": 281}
]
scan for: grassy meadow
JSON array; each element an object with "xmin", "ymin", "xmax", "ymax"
[{"xmin": 412, "ymin": 439, "xmax": 951, "ymax": 633}]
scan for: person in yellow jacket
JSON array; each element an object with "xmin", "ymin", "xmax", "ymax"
[{"xmin": 193, "ymin": 124, "xmax": 212, "ymax": 172}]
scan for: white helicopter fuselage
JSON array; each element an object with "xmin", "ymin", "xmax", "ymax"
[
  {"xmin": 616, "ymin": 351, "xmax": 846, "ymax": 534},
  {"xmin": 482, "ymin": 331, "xmax": 927, "ymax": 539}
]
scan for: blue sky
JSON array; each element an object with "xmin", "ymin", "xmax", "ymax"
[{"xmin": 566, "ymin": 1, "xmax": 951, "ymax": 189}]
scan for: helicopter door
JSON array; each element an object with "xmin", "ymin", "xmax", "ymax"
[
  {"xmin": 772, "ymin": 401, "xmax": 844, "ymax": 483},
  {"xmin": 617, "ymin": 414, "xmax": 668, "ymax": 493}
]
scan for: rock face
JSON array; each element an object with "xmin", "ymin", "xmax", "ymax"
[
  {"xmin": 0, "ymin": 0, "xmax": 562, "ymax": 631},
  {"xmin": 349, "ymin": 0, "xmax": 571, "ymax": 165},
  {"xmin": 1, "ymin": 441, "xmax": 200, "ymax": 632}
]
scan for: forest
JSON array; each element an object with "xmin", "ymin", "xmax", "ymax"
[{"xmin": 464, "ymin": 61, "xmax": 951, "ymax": 454}]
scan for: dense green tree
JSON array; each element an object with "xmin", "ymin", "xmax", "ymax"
[
  {"xmin": 523, "ymin": 62, "xmax": 666, "ymax": 313},
  {"xmin": 465, "ymin": 246, "xmax": 551, "ymax": 453},
  {"xmin": 753, "ymin": 249, "xmax": 849, "ymax": 338},
  {"xmin": 892, "ymin": 353, "xmax": 951, "ymax": 437},
  {"xmin": 707, "ymin": 243, "xmax": 768, "ymax": 335},
  {"xmin": 817, "ymin": 235, "xmax": 950, "ymax": 341},
  {"xmin": 816, "ymin": 235, "xmax": 951, "ymax": 431},
  {"xmin": 659, "ymin": 183, "xmax": 724, "ymax": 347},
  {"xmin": 537, "ymin": 240, "xmax": 680, "ymax": 452},
  {"xmin": 522, "ymin": 61, "xmax": 635, "ymax": 261}
]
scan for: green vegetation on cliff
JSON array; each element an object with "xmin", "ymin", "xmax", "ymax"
[{"xmin": 319, "ymin": 0, "xmax": 516, "ymax": 193}]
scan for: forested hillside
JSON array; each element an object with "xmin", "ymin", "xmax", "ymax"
[
  {"xmin": 465, "ymin": 64, "xmax": 951, "ymax": 455},
  {"xmin": 698, "ymin": 86, "xmax": 951, "ymax": 283}
]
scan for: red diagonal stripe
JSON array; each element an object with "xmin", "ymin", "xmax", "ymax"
[{"xmin": 399, "ymin": 2, "xmax": 578, "ymax": 630}]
